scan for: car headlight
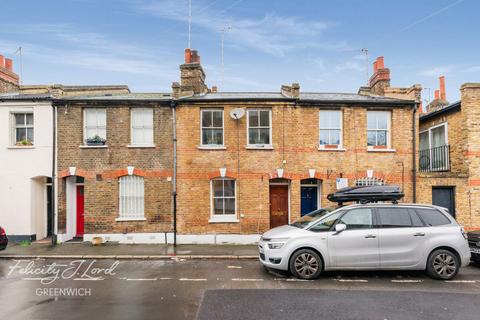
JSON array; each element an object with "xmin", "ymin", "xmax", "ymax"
[{"xmin": 267, "ymin": 238, "xmax": 289, "ymax": 249}]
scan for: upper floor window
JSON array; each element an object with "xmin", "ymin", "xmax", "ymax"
[
  {"xmin": 211, "ymin": 178, "xmax": 236, "ymax": 221},
  {"xmin": 84, "ymin": 108, "xmax": 106, "ymax": 145},
  {"xmin": 419, "ymin": 123, "xmax": 449, "ymax": 172},
  {"xmin": 118, "ymin": 175, "xmax": 145, "ymax": 220},
  {"xmin": 11, "ymin": 113, "xmax": 34, "ymax": 146},
  {"xmin": 319, "ymin": 110, "xmax": 342, "ymax": 148},
  {"xmin": 247, "ymin": 109, "xmax": 271, "ymax": 147},
  {"xmin": 201, "ymin": 109, "xmax": 223, "ymax": 146},
  {"xmin": 131, "ymin": 108, "xmax": 153, "ymax": 146},
  {"xmin": 367, "ymin": 111, "xmax": 391, "ymax": 148}
]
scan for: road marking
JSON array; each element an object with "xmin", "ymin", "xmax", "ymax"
[
  {"xmin": 391, "ymin": 280, "xmax": 424, "ymax": 283},
  {"xmin": 159, "ymin": 277, "xmax": 173, "ymax": 280},
  {"xmin": 285, "ymin": 278, "xmax": 311, "ymax": 282},
  {"xmin": 231, "ymin": 278, "xmax": 264, "ymax": 282},
  {"xmin": 334, "ymin": 279, "xmax": 368, "ymax": 283},
  {"xmin": 227, "ymin": 266, "xmax": 242, "ymax": 269},
  {"xmin": 444, "ymin": 280, "xmax": 476, "ymax": 283},
  {"xmin": 179, "ymin": 278, "xmax": 207, "ymax": 281},
  {"xmin": 73, "ymin": 277, "xmax": 104, "ymax": 281},
  {"xmin": 125, "ymin": 278, "xmax": 158, "ymax": 281}
]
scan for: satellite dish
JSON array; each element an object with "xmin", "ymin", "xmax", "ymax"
[{"xmin": 230, "ymin": 108, "xmax": 245, "ymax": 120}]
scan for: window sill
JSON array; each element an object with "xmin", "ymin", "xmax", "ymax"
[
  {"xmin": 318, "ymin": 147, "xmax": 346, "ymax": 152},
  {"xmin": 8, "ymin": 146, "xmax": 35, "ymax": 149},
  {"xmin": 246, "ymin": 145, "xmax": 274, "ymax": 150},
  {"xmin": 127, "ymin": 145, "xmax": 156, "ymax": 149},
  {"xmin": 197, "ymin": 145, "xmax": 227, "ymax": 150},
  {"xmin": 79, "ymin": 145, "xmax": 109, "ymax": 149},
  {"xmin": 208, "ymin": 217, "xmax": 240, "ymax": 223},
  {"xmin": 367, "ymin": 148, "xmax": 396, "ymax": 153},
  {"xmin": 115, "ymin": 217, "xmax": 146, "ymax": 222}
]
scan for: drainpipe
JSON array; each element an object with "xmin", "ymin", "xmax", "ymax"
[
  {"xmin": 412, "ymin": 103, "xmax": 417, "ymax": 203},
  {"xmin": 51, "ymin": 102, "xmax": 57, "ymax": 246},
  {"xmin": 171, "ymin": 101, "xmax": 178, "ymax": 247}
]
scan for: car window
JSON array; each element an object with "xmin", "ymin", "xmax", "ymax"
[
  {"xmin": 415, "ymin": 208, "xmax": 451, "ymax": 226},
  {"xmin": 309, "ymin": 211, "xmax": 343, "ymax": 232},
  {"xmin": 377, "ymin": 207, "xmax": 415, "ymax": 228},
  {"xmin": 337, "ymin": 208, "xmax": 373, "ymax": 230}
]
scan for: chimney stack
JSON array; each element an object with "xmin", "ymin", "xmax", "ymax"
[
  {"xmin": 439, "ymin": 76, "xmax": 446, "ymax": 100},
  {"xmin": 0, "ymin": 53, "xmax": 20, "ymax": 93},
  {"xmin": 177, "ymin": 48, "xmax": 208, "ymax": 95},
  {"xmin": 369, "ymin": 56, "xmax": 391, "ymax": 95}
]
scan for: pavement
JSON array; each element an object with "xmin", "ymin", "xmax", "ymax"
[
  {"xmin": 0, "ymin": 242, "xmax": 259, "ymax": 259},
  {"xmin": 1, "ymin": 258, "xmax": 479, "ymax": 320}
]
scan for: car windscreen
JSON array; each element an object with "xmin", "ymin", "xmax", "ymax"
[{"xmin": 290, "ymin": 207, "xmax": 335, "ymax": 229}]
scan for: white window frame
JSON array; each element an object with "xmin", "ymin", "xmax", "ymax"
[
  {"xmin": 200, "ymin": 109, "xmax": 224, "ymax": 147},
  {"xmin": 117, "ymin": 175, "xmax": 146, "ymax": 221},
  {"xmin": 83, "ymin": 108, "xmax": 107, "ymax": 144},
  {"xmin": 246, "ymin": 109, "xmax": 272, "ymax": 148},
  {"xmin": 209, "ymin": 178, "xmax": 238, "ymax": 223},
  {"xmin": 10, "ymin": 111, "xmax": 34, "ymax": 146},
  {"xmin": 355, "ymin": 177, "xmax": 385, "ymax": 186},
  {"xmin": 318, "ymin": 109, "xmax": 343, "ymax": 149},
  {"xmin": 130, "ymin": 108, "xmax": 154, "ymax": 147},
  {"xmin": 367, "ymin": 111, "xmax": 391, "ymax": 149},
  {"xmin": 419, "ymin": 122, "xmax": 449, "ymax": 171}
]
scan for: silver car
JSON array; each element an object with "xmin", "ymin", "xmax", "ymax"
[{"xmin": 259, "ymin": 204, "xmax": 471, "ymax": 280}]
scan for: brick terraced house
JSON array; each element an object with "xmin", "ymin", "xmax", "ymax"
[
  {"xmin": 171, "ymin": 51, "xmax": 420, "ymax": 243},
  {"xmin": 417, "ymin": 78, "xmax": 480, "ymax": 230},
  {"xmin": 54, "ymin": 93, "xmax": 174, "ymax": 243}
]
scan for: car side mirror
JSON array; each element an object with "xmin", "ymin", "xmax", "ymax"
[{"xmin": 335, "ymin": 223, "xmax": 346, "ymax": 233}]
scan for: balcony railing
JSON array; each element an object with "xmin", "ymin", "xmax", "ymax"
[{"xmin": 419, "ymin": 145, "xmax": 450, "ymax": 172}]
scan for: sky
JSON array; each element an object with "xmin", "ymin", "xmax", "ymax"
[{"xmin": 1, "ymin": 0, "xmax": 479, "ymax": 102}]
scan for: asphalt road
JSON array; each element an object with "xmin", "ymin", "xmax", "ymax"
[{"xmin": 0, "ymin": 259, "xmax": 479, "ymax": 320}]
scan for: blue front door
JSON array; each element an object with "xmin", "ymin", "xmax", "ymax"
[{"xmin": 301, "ymin": 186, "xmax": 318, "ymax": 216}]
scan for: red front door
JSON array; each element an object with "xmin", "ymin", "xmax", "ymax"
[
  {"xmin": 76, "ymin": 186, "xmax": 84, "ymax": 237},
  {"xmin": 269, "ymin": 185, "xmax": 289, "ymax": 228}
]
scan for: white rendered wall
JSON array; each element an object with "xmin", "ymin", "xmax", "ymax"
[{"xmin": 0, "ymin": 102, "xmax": 53, "ymax": 237}]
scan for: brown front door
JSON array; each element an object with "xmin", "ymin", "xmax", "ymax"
[{"xmin": 269, "ymin": 185, "xmax": 289, "ymax": 228}]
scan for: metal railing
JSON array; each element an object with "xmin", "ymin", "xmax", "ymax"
[{"xmin": 419, "ymin": 145, "xmax": 450, "ymax": 172}]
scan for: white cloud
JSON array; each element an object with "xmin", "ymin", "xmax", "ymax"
[
  {"xmin": 464, "ymin": 66, "xmax": 480, "ymax": 73},
  {"xmin": 134, "ymin": 0, "xmax": 349, "ymax": 56},
  {"xmin": 335, "ymin": 61, "xmax": 365, "ymax": 72},
  {"xmin": 418, "ymin": 66, "xmax": 453, "ymax": 77}
]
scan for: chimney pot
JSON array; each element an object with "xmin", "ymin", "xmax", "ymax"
[
  {"xmin": 434, "ymin": 90, "xmax": 440, "ymax": 100},
  {"xmin": 377, "ymin": 56, "xmax": 385, "ymax": 69},
  {"xmin": 191, "ymin": 50, "xmax": 199, "ymax": 63},
  {"xmin": 373, "ymin": 61, "xmax": 378, "ymax": 73},
  {"xmin": 185, "ymin": 48, "xmax": 192, "ymax": 64},
  {"xmin": 211, "ymin": 86, "xmax": 217, "ymax": 93},
  {"xmin": 5, "ymin": 58, "xmax": 13, "ymax": 71},
  {"xmin": 0, "ymin": 55, "xmax": 4, "ymax": 68},
  {"xmin": 439, "ymin": 76, "xmax": 446, "ymax": 100}
]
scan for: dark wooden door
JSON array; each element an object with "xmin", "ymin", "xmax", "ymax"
[
  {"xmin": 76, "ymin": 186, "xmax": 85, "ymax": 237},
  {"xmin": 432, "ymin": 187, "xmax": 455, "ymax": 217},
  {"xmin": 270, "ymin": 185, "xmax": 289, "ymax": 228}
]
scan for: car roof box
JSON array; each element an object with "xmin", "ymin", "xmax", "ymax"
[{"xmin": 327, "ymin": 185, "xmax": 404, "ymax": 204}]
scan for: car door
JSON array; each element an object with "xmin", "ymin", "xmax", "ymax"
[
  {"xmin": 327, "ymin": 208, "xmax": 380, "ymax": 268},
  {"xmin": 376, "ymin": 207, "xmax": 430, "ymax": 268}
]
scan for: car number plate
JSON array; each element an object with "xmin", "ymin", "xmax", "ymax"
[{"xmin": 470, "ymin": 247, "xmax": 480, "ymax": 254}]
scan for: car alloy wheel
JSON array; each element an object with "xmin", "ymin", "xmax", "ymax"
[
  {"xmin": 433, "ymin": 253, "xmax": 457, "ymax": 278},
  {"xmin": 426, "ymin": 249, "xmax": 459, "ymax": 280},
  {"xmin": 289, "ymin": 249, "xmax": 323, "ymax": 280}
]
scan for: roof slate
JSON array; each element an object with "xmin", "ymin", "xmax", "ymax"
[{"xmin": 0, "ymin": 93, "xmax": 53, "ymax": 101}]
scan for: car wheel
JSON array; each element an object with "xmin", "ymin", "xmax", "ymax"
[
  {"xmin": 289, "ymin": 249, "xmax": 322, "ymax": 280},
  {"xmin": 426, "ymin": 249, "xmax": 459, "ymax": 280}
]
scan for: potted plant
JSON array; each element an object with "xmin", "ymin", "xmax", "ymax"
[
  {"xmin": 86, "ymin": 135, "xmax": 106, "ymax": 146},
  {"xmin": 15, "ymin": 139, "xmax": 33, "ymax": 146}
]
